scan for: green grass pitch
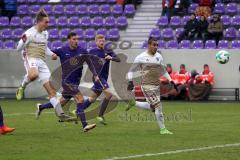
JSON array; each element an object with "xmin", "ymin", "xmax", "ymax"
[{"xmin": 0, "ymin": 100, "xmax": 240, "ymax": 160}]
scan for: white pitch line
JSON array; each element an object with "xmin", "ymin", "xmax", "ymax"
[{"xmin": 103, "ymin": 143, "xmax": 240, "ymax": 160}]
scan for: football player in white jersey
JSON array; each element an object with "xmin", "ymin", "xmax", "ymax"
[
  {"xmin": 16, "ymin": 9, "xmax": 71, "ymax": 121},
  {"xmin": 127, "ymin": 37, "xmax": 177, "ymax": 135}
]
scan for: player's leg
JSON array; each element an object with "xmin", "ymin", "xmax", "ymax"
[
  {"xmin": 0, "ymin": 105, "xmax": 15, "ymax": 135},
  {"xmin": 36, "ymin": 97, "xmax": 70, "ymax": 119},
  {"xmin": 97, "ymin": 88, "xmax": 112, "ymax": 124},
  {"xmin": 16, "ymin": 58, "xmax": 39, "ymax": 100},
  {"xmin": 74, "ymin": 93, "xmax": 96, "ymax": 132},
  {"xmin": 142, "ymin": 85, "xmax": 173, "ymax": 134}
]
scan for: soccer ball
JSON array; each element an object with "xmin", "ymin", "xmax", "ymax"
[{"xmin": 215, "ymin": 50, "xmax": 230, "ymax": 64}]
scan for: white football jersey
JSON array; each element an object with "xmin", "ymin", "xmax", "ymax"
[
  {"xmin": 17, "ymin": 26, "xmax": 53, "ymax": 60},
  {"xmin": 128, "ymin": 51, "xmax": 169, "ymax": 85}
]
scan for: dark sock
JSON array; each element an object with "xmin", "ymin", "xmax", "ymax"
[
  {"xmin": 98, "ymin": 98, "xmax": 110, "ymax": 117},
  {"xmin": 39, "ymin": 102, "xmax": 53, "ymax": 111},
  {"xmin": 77, "ymin": 103, "xmax": 87, "ymax": 128},
  {"xmin": 82, "ymin": 99, "xmax": 92, "ymax": 110},
  {"xmin": 0, "ymin": 106, "xmax": 4, "ymax": 127}
]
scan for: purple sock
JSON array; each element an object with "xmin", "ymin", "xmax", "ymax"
[
  {"xmin": 98, "ymin": 98, "xmax": 110, "ymax": 117},
  {"xmin": 77, "ymin": 103, "xmax": 87, "ymax": 128},
  {"xmin": 83, "ymin": 99, "xmax": 92, "ymax": 110},
  {"xmin": 0, "ymin": 106, "xmax": 4, "ymax": 127},
  {"xmin": 39, "ymin": 102, "xmax": 53, "ymax": 111}
]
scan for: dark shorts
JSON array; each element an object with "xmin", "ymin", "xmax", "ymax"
[
  {"xmin": 62, "ymin": 82, "xmax": 80, "ymax": 100},
  {"xmin": 91, "ymin": 78, "xmax": 109, "ymax": 94}
]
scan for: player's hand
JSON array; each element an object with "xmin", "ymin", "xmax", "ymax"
[
  {"xmin": 51, "ymin": 53, "xmax": 58, "ymax": 60},
  {"xmin": 94, "ymin": 76, "xmax": 100, "ymax": 82},
  {"xmin": 127, "ymin": 81, "xmax": 134, "ymax": 91},
  {"xmin": 105, "ymin": 55, "xmax": 112, "ymax": 60},
  {"xmin": 21, "ymin": 34, "xmax": 27, "ymax": 43},
  {"xmin": 170, "ymin": 80, "xmax": 178, "ymax": 92}
]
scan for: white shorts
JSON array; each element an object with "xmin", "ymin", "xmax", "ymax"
[
  {"xmin": 24, "ymin": 56, "xmax": 51, "ymax": 84},
  {"xmin": 141, "ymin": 85, "xmax": 161, "ymax": 108}
]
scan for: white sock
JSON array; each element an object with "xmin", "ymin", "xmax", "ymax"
[
  {"xmin": 50, "ymin": 97, "xmax": 64, "ymax": 116},
  {"xmin": 135, "ymin": 101, "xmax": 151, "ymax": 110},
  {"xmin": 155, "ymin": 106, "xmax": 165, "ymax": 129},
  {"xmin": 21, "ymin": 74, "xmax": 30, "ymax": 87}
]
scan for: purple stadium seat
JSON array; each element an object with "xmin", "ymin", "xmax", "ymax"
[
  {"xmin": 226, "ymin": 3, "xmax": 238, "ymax": 15},
  {"xmin": 149, "ymin": 28, "xmax": 161, "ymax": 39},
  {"xmin": 69, "ymin": 16, "xmax": 80, "ymax": 27},
  {"xmin": 162, "ymin": 28, "xmax": 174, "ymax": 40},
  {"xmin": 0, "ymin": 40, "xmax": 3, "ymax": 49},
  {"xmin": 57, "ymin": 16, "xmax": 68, "ymax": 27},
  {"xmin": 105, "ymin": 16, "xmax": 116, "ymax": 28},
  {"xmin": 170, "ymin": 16, "xmax": 181, "ymax": 28},
  {"xmin": 188, "ymin": 3, "xmax": 198, "ymax": 14},
  {"xmin": 0, "ymin": 17, "xmax": 9, "ymax": 27},
  {"xmin": 158, "ymin": 40, "xmax": 166, "ymax": 49},
  {"xmin": 72, "ymin": 29, "xmax": 84, "ymax": 39},
  {"xmin": 49, "ymin": 29, "xmax": 59, "ymax": 39},
  {"xmin": 214, "ymin": 3, "xmax": 225, "ymax": 14},
  {"xmin": 92, "ymin": 16, "xmax": 104, "ymax": 28},
  {"xmin": 179, "ymin": 40, "xmax": 191, "ymax": 49},
  {"xmin": 39, "ymin": 0, "xmax": 48, "ymax": 2},
  {"xmin": 193, "ymin": 40, "xmax": 204, "ymax": 49},
  {"xmin": 51, "ymin": 40, "xmax": 63, "ymax": 50},
  {"xmin": 86, "ymin": 0, "xmax": 95, "ymax": 3},
  {"xmin": 81, "ymin": 16, "xmax": 92, "ymax": 28},
  {"xmin": 108, "ymin": 0, "xmax": 116, "ymax": 4},
  {"xmin": 17, "ymin": 5, "xmax": 28, "ymax": 15},
  {"xmin": 157, "ymin": 16, "xmax": 168, "ymax": 28},
  {"xmin": 166, "ymin": 40, "xmax": 178, "ymax": 49},
  {"xmin": 224, "ymin": 27, "xmax": 237, "ymax": 40},
  {"xmin": 53, "ymin": 5, "xmax": 64, "ymax": 15},
  {"xmin": 96, "ymin": 28, "xmax": 107, "ymax": 36},
  {"xmin": 96, "ymin": 0, "xmax": 106, "ymax": 4},
  {"xmin": 17, "ymin": 0, "xmax": 26, "ymax": 3},
  {"xmin": 62, "ymin": 0, "xmax": 72, "ymax": 2},
  {"xmin": 175, "ymin": 28, "xmax": 184, "ymax": 38},
  {"xmin": 231, "ymin": 15, "xmax": 240, "ymax": 28},
  {"xmin": 205, "ymin": 40, "xmax": 216, "ymax": 49},
  {"xmin": 124, "ymin": 4, "xmax": 135, "ymax": 17},
  {"xmin": 28, "ymin": 0, "xmax": 37, "ymax": 2},
  {"xmin": 29, "ymin": 5, "xmax": 40, "ymax": 14},
  {"xmin": 10, "ymin": 16, "xmax": 20, "ymax": 27},
  {"xmin": 182, "ymin": 16, "xmax": 190, "ymax": 26},
  {"xmin": 89, "ymin": 5, "xmax": 100, "ymax": 17},
  {"xmin": 77, "ymin": 5, "xmax": 88, "ymax": 16},
  {"xmin": 65, "ymin": 5, "xmax": 76, "ymax": 15},
  {"xmin": 60, "ymin": 29, "xmax": 70, "ymax": 39},
  {"xmin": 231, "ymin": 40, "xmax": 240, "ymax": 49},
  {"xmin": 85, "ymin": 28, "xmax": 96, "ymax": 41},
  {"xmin": 1, "ymin": 29, "xmax": 12, "ymax": 39},
  {"xmin": 88, "ymin": 41, "xmax": 97, "ymax": 50},
  {"xmin": 21, "ymin": 16, "xmax": 33, "ymax": 27},
  {"xmin": 13, "ymin": 28, "xmax": 24, "ymax": 39},
  {"xmin": 218, "ymin": 40, "xmax": 229, "ymax": 49},
  {"xmin": 141, "ymin": 41, "xmax": 147, "ymax": 49},
  {"xmin": 112, "ymin": 5, "xmax": 123, "ymax": 17},
  {"xmin": 237, "ymin": 29, "xmax": 240, "ymax": 39},
  {"xmin": 220, "ymin": 15, "xmax": 231, "ymax": 28},
  {"xmin": 3, "ymin": 40, "xmax": 15, "ymax": 49},
  {"xmin": 116, "ymin": 16, "xmax": 128, "ymax": 29},
  {"xmin": 43, "ymin": 5, "xmax": 53, "ymax": 15},
  {"xmin": 49, "ymin": 16, "xmax": 56, "ymax": 27},
  {"xmin": 100, "ymin": 4, "xmax": 111, "ymax": 16},
  {"xmin": 78, "ymin": 40, "xmax": 87, "ymax": 49},
  {"xmin": 107, "ymin": 28, "xmax": 120, "ymax": 41}
]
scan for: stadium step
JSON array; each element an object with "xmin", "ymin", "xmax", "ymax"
[
  {"xmin": 135, "ymin": 12, "xmax": 161, "ymax": 17},
  {"xmin": 128, "ymin": 24, "xmax": 155, "ymax": 29},
  {"xmin": 131, "ymin": 20, "xmax": 158, "ymax": 24}
]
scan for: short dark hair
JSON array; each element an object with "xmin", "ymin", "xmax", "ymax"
[
  {"xmin": 180, "ymin": 64, "xmax": 185, "ymax": 68},
  {"xmin": 148, "ymin": 37, "xmax": 158, "ymax": 44},
  {"xmin": 67, "ymin": 32, "xmax": 77, "ymax": 39},
  {"xmin": 36, "ymin": 9, "xmax": 48, "ymax": 23}
]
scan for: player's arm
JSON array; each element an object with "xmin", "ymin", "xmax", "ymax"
[
  {"xmin": 105, "ymin": 51, "xmax": 121, "ymax": 62},
  {"xmin": 16, "ymin": 33, "xmax": 30, "ymax": 52},
  {"xmin": 127, "ymin": 57, "xmax": 140, "ymax": 91},
  {"xmin": 82, "ymin": 54, "xmax": 99, "ymax": 81}
]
